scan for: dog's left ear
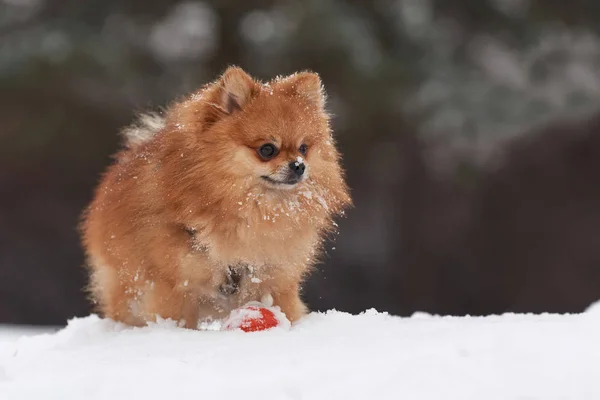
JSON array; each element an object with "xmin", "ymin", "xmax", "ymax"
[{"xmin": 280, "ymin": 72, "xmax": 326, "ymax": 109}]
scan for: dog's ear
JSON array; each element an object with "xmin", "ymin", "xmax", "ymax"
[
  {"xmin": 278, "ymin": 72, "xmax": 326, "ymax": 109},
  {"xmin": 217, "ymin": 66, "xmax": 257, "ymax": 114},
  {"xmin": 186, "ymin": 66, "xmax": 258, "ymax": 130}
]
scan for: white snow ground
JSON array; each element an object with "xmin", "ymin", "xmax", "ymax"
[{"xmin": 2, "ymin": 307, "xmax": 600, "ymax": 400}]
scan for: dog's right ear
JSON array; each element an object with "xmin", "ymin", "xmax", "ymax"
[
  {"xmin": 191, "ymin": 66, "xmax": 258, "ymax": 129},
  {"xmin": 177, "ymin": 66, "xmax": 258, "ymax": 132},
  {"xmin": 217, "ymin": 66, "xmax": 257, "ymax": 114}
]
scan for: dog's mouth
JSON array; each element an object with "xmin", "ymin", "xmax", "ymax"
[{"xmin": 261, "ymin": 175, "xmax": 301, "ymax": 187}]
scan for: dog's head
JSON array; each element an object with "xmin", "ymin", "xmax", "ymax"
[{"xmin": 166, "ymin": 66, "xmax": 351, "ymax": 219}]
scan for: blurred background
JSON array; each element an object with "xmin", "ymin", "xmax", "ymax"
[{"xmin": 2, "ymin": 0, "xmax": 600, "ymax": 326}]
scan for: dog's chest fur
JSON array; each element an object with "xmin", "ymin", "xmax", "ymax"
[{"xmin": 189, "ymin": 204, "xmax": 321, "ymax": 268}]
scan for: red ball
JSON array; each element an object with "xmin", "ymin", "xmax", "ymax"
[{"xmin": 238, "ymin": 306, "xmax": 279, "ymax": 332}]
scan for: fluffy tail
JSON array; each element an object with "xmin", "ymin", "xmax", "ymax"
[{"xmin": 120, "ymin": 112, "xmax": 165, "ymax": 148}]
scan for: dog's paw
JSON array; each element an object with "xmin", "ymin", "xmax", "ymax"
[{"xmin": 260, "ymin": 293, "xmax": 274, "ymax": 307}]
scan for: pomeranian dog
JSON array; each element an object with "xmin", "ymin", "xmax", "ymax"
[{"xmin": 81, "ymin": 66, "xmax": 351, "ymax": 329}]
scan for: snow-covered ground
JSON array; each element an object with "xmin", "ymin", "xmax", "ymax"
[
  {"xmin": 0, "ymin": 326, "xmax": 58, "ymax": 346},
  {"xmin": 2, "ymin": 306, "xmax": 600, "ymax": 400}
]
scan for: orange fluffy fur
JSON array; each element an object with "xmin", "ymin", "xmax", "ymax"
[{"xmin": 81, "ymin": 66, "xmax": 351, "ymax": 329}]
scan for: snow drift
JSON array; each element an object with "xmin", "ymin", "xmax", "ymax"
[{"xmin": 2, "ymin": 307, "xmax": 600, "ymax": 400}]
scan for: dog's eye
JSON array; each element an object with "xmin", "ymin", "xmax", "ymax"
[
  {"xmin": 258, "ymin": 143, "xmax": 278, "ymax": 160},
  {"xmin": 298, "ymin": 144, "xmax": 308, "ymax": 156}
]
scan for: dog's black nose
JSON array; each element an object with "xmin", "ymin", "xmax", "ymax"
[{"xmin": 289, "ymin": 161, "xmax": 306, "ymax": 177}]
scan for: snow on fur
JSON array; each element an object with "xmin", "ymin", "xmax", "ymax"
[{"xmin": 2, "ymin": 308, "xmax": 600, "ymax": 399}]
